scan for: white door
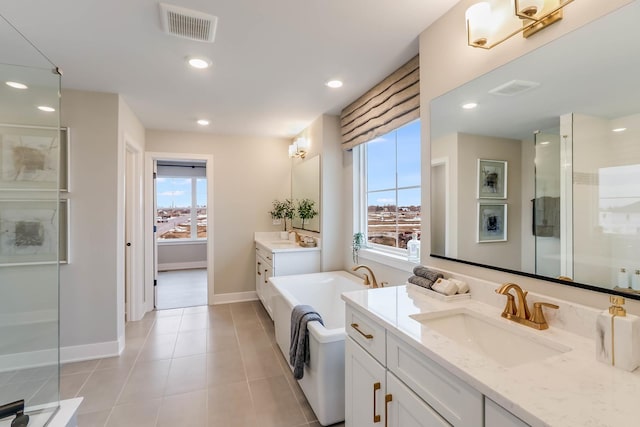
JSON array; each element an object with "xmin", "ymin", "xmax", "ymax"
[
  {"xmin": 124, "ymin": 147, "xmax": 134, "ymax": 322},
  {"xmin": 152, "ymin": 160, "xmax": 158, "ymax": 308},
  {"xmin": 345, "ymin": 337, "xmax": 386, "ymax": 427}
]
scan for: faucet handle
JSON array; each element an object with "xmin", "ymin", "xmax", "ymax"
[
  {"xmin": 530, "ymin": 302, "xmax": 559, "ymax": 329},
  {"xmin": 502, "ymin": 293, "xmax": 517, "ymax": 317}
]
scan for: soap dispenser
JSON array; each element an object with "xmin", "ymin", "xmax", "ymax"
[
  {"xmin": 596, "ymin": 296, "xmax": 640, "ymax": 371},
  {"xmin": 407, "ymin": 233, "xmax": 420, "ymax": 262}
]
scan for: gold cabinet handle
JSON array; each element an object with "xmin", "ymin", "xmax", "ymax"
[
  {"xmin": 384, "ymin": 394, "xmax": 392, "ymax": 427},
  {"xmin": 351, "ymin": 323, "xmax": 373, "ymax": 340},
  {"xmin": 257, "ymin": 262, "xmax": 261, "ymax": 275},
  {"xmin": 373, "ymin": 382, "xmax": 381, "ymax": 423}
]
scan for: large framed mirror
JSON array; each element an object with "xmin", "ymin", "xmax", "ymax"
[
  {"xmin": 430, "ymin": 1, "xmax": 640, "ymax": 298},
  {"xmin": 291, "ymin": 155, "xmax": 320, "ymax": 232}
]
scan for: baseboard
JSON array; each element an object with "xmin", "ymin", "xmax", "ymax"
[
  {"xmin": 158, "ymin": 261, "xmax": 207, "ymax": 271},
  {"xmin": 213, "ymin": 291, "xmax": 258, "ymax": 305},
  {"xmin": 60, "ymin": 339, "xmax": 121, "ymax": 364},
  {"xmin": 0, "ymin": 348, "xmax": 58, "ymax": 373}
]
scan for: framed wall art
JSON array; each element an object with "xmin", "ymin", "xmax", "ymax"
[
  {"xmin": 477, "ymin": 159, "xmax": 507, "ymax": 199},
  {"xmin": 477, "ymin": 202, "xmax": 507, "ymax": 243}
]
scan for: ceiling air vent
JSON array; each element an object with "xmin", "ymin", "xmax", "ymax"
[
  {"xmin": 488, "ymin": 79, "xmax": 540, "ymax": 96},
  {"xmin": 160, "ymin": 3, "xmax": 218, "ymax": 43}
]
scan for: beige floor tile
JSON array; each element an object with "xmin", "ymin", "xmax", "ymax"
[
  {"xmin": 183, "ymin": 305, "xmax": 210, "ymax": 315},
  {"xmin": 165, "ymin": 354, "xmax": 207, "ymax": 396},
  {"xmin": 236, "ymin": 323, "xmax": 274, "ymax": 351},
  {"xmin": 230, "ymin": 302, "xmax": 261, "ymax": 326},
  {"xmin": 8, "ymin": 366, "xmax": 57, "ymax": 383},
  {"xmin": 125, "ymin": 318, "xmax": 155, "ymax": 340},
  {"xmin": 250, "ymin": 375, "xmax": 307, "ymax": 427},
  {"xmin": 138, "ymin": 332, "xmax": 178, "ymax": 362},
  {"xmin": 207, "ymin": 329, "xmax": 240, "ymax": 354},
  {"xmin": 157, "ymin": 390, "xmax": 207, "ymax": 427},
  {"xmin": 206, "ymin": 350, "xmax": 246, "ymax": 386},
  {"xmin": 76, "ymin": 368, "xmax": 130, "ymax": 414},
  {"xmin": 208, "ymin": 381, "xmax": 258, "ymax": 427},
  {"xmin": 77, "ymin": 409, "xmax": 111, "ymax": 427},
  {"xmin": 152, "ymin": 316, "xmax": 182, "ymax": 335},
  {"xmin": 61, "ymin": 359, "xmax": 99, "ymax": 376},
  {"xmin": 300, "ymin": 399, "xmax": 318, "ymax": 423},
  {"xmin": 0, "ymin": 371, "xmax": 15, "ymax": 385},
  {"xmin": 60, "ymin": 372, "xmax": 91, "ymax": 399},
  {"xmin": 173, "ymin": 329, "xmax": 207, "ymax": 358},
  {"xmin": 179, "ymin": 313, "xmax": 210, "ymax": 332},
  {"xmin": 105, "ymin": 399, "xmax": 161, "ymax": 427},
  {"xmin": 154, "ymin": 308, "xmax": 184, "ymax": 318},
  {"xmin": 241, "ymin": 344, "xmax": 285, "ymax": 381},
  {"xmin": 117, "ymin": 359, "xmax": 171, "ymax": 405},
  {"xmin": 94, "ymin": 353, "xmax": 138, "ymax": 375}
]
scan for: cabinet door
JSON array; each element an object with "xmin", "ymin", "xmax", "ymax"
[
  {"xmin": 262, "ymin": 263, "xmax": 273, "ymax": 318},
  {"xmin": 386, "ymin": 373, "xmax": 451, "ymax": 427},
  {"xmin": 255, "ymin": 256, "xmax": 264, "ymax": 301},
  {"xmin": 345, "ymin": 337, "xmax": 386, "ymax": 427},
  {"xmin": 485, "ymin": 399, "xmax": 530, "ymax": 427}
]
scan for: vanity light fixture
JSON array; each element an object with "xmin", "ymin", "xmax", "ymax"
[
  {"xmin": 539, "ymin": 140, "xmax": 551, "ymax": 145},
  {"xmin": 197, "ymin": 119, "xmax": 210, "ymax": 126},
  {"xmin": 612, "ymin": 128, "xmax": 627, "ymax": 133},
  {"xmin": 187, "ymin": 56, "xmax": 212, "ymax": 69},
  {"xmin": 288, "ymin": 137, "xmax": 310, "ymax": 159},
  {"xmin": 326, "ymin": 80, "xmax": 343, "ymax": 89},
  {"xmin": 466, "ymin": 0, "xmax": 576, "ymax": 49},
  {"xmin": 5, "ymin": 81, "xmax": 28, "ymax": 89},
  {"xmin": 37, "ymin": 106, "xmax": 56, "ymax": 112},
  {"xmin": 462, "ymin": 102, "xmax": 478, "ymax": 110}
]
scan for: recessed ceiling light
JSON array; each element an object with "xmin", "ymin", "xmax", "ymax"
[
  {"xmin": 6, "ymin": 81, "xmax": 28, "ymax": 89},
  {"xmin": 197, "ymin": 119, "xmax": 210, "ymax": 126},
  {"xmin": 612, "ymin": 127, "xmax": 627, "ymax": 133},
  {"xmin": 462, "ymin": 102, "xmax": 478, "ymax": 109},
  {"xmin": 326, "ymin": 80, "xmax": 343, "ymax": 89},
  {"xmin": 37, "ymin": 105, "xmax": 55, "ymax": 112},
  {"xmin": 187, "ymin": 57, "xmax": 212, "ymax": 69},
  {"xmin": 539, "ymin": 141, "xmax": 550, "ymax": 145}
]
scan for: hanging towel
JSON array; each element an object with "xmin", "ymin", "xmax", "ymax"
[
  {"xmin": 290, "ymin": 304, "xmax": 324, "ymax": 380},
  {"xmin": 413, "ymin": 266, "xmax": 444, "ymax": 283},
  {"xmin": 407, "ymin": 275, "xmax": 435, "ymax": 290}
]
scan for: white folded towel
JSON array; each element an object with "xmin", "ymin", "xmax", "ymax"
[
  {"xmin": 449, "ymin": 278, "xmax": 470, "ymax": 294},
  {"xmin": 432, "ymin": 278, "xmax": 458, "ymax": 296}
]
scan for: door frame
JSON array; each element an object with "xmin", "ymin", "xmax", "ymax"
[{"xmin": 144, "ymin": 152, "xmax": 215, "ymax": 311}]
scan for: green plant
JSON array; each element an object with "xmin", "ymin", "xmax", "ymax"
[
  {"xmin": 352, "ymin": 232, "xmax": 365, "ymax": 263},
  {"xmin": 269, "ymin": 199, "xmax": 295, "ymax": 231},
  {"xmin": 297, "ymin": 198, "xmax": 318, "ymax": 231}
]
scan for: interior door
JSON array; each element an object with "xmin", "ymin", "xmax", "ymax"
[{"xmin": 153, "ymin": 160, "xmax": 159, "ymax": 309}]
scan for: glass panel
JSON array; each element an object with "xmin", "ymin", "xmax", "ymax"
[
  {"xmin": 367, "ymin": 136, "xmax": 396, "ymax": 191},
  {"xmin": 367, "ymin": 190, "xmax": 398, "ymax": 248},
  {"xmin": 0, "ymin": 41, "xmax": 61, "ymax": 427},
  {"xmin": 196, "ymin": 178, "xmax": 207, "ymax": 239},
  {"xmin": 156, "ymin": 178, "xmax": 193, "ymax": 240},
  {"xmin": 397, "ymin": 121, "xmax": 421, "ymax": 188},
  {"xmin": 397, "ymin": 188, "xmax": 421, "ymax": 248}
]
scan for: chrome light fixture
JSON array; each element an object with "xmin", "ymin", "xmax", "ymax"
[
  {"xmin": 466, "ymin": 0, "xmax": 575, "ymax": 49},
  {"xmin": 288, "ymin": 137, "xmax": 310, "ymax": 159}
]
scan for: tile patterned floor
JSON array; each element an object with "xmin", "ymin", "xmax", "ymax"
[
  {"xmin": 61, "ymin": 302, "xmax": 344, "ymax": 427},
  {"xmin": 156, "ymin": 269, "xmax": 208, "ymax": 310}
]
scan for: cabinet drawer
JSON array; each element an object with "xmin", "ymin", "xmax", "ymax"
[
  {"xmin": 255, "ymin": 243, "xmax": 273, "ymax": 266},
  {"xmin": 485, "ymin": 399, "xmax": 529, "ymax": 427},
  {"xmin": 387, "ymin": 333, "xmax": 482, "ymax": 427},
  {"xmin": 346, "ymin": 306, "xmax": 386, "ymax": 365},
  {"xmin": 386, "ymin": 372, "xmax": 451, "ymax": 427}
]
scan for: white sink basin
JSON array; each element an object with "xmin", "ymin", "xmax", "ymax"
[
  {"xmin": 268, "ymin": 240, "xmax": 297, "ymax": 248},
  {"xmin": 410, "ymin": 309, "xmax": 571, "ymax": 368}
]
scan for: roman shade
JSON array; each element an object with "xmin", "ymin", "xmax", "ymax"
[{"xmin": 340, "ymin": 55, "xmax": 419, "ymax": 150}]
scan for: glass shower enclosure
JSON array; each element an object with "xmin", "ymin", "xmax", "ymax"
[{"xmin": 0, "ymin": 12, "xmax": 62, "ymax": 427}]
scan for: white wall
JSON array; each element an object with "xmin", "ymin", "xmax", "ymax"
[
  {"xmin": 145, "ymin": 130, "xmax": 290, "ymax": 295},
  {"xmin": 158, "ymin": 242, "xmax": 207, "ymax": 269},
  {"xmin": 419, "ymin": 0, "xmax": 639, "ymax": 312}
]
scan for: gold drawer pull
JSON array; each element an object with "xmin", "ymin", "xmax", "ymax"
[
  {"xmin": 373, "ymin": 382, "xmax": 381, "ymax": 423},
  {"xmin": 384, "ymin": 394, "xmax": 393, "ymax": 427},
  {"xmin": 351, "ymin": 323, "xmax": 373, "ymax": 340}
]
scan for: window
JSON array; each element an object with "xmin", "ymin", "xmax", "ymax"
[
  {"xmin": 356, "ymin": 120, "xmax": 421, "ymax": 255},
  {"xmin": 156, "ymin": 176, "xmax": 207, "ymax": 240}
]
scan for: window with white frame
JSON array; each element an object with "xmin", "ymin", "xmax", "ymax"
[
  {"xmin": 355, "ymin": 119, "xmax": 421, "ymax": 255},
  {"xmin": 156, "ymin": 174, "xmax": 207, "ymax": 241}
]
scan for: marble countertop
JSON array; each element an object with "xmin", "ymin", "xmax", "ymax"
[
  {"xmin": 341, "ymin": 283, "xmax": 640, "ymax": 427},
  {"xmin": 254, "ymin": 231, "xmax": 320, "ymax": 253}
]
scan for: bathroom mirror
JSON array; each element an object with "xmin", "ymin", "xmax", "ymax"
[
  {"xmin": 292, "ymin": 154, "xmax": 320, "ymax": 232},
  {"xmin": 430, "ymin": 2, "xmax": 640, "ymax": 298}
]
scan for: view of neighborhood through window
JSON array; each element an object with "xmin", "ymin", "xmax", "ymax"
[
  {"xmin": 156, "ymin": 177, "xmax": 207, "ymax": 240},
  {"xmin": 365, "ymin": 120, "xmax": 421, "ymax": 249}
]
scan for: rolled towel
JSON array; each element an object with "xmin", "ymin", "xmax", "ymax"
[
  {"xmin": 408, "ymin": 275, "xmax": 435, "ymax": 289},
  {"xmin": 432, "ymin": 278, "xmax": 458, "ymax": 296},
  {"xmin": 412, "ymin": 266, "xmax": 444, "ymax": 283},
  {"xmin": 449, "ymin": 278, "xmax": 470, "ymax": 294}
]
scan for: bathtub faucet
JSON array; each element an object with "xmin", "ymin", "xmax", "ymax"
[{"xmin": 352, "ymin": 264, "xmax": 384, "ymax": 288}]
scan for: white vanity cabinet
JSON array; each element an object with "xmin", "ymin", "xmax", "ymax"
[
  {"xmin": 254, "ymin": 242, "xmax": 320, "ymax": 318},
  {"xmin": 485, "ymin": 399, "xmax": 530, "ymax": 427}
]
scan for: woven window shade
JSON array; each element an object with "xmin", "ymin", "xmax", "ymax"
[{"xmin": 340, "ymin": 55, "xmax": 419, "ymax": 150}]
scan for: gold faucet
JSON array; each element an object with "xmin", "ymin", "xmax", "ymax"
[
  {"xmin": 495, "ymin": 283, "xmax": 558, "ymax": 330},
  {"xmin": 352, "ymin": 264, "xmax": 384, "ymax": 288}
]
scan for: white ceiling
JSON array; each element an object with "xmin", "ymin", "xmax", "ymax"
[{"xmin": 0, "ymin": 0, "xmax": 458, "ymax": 138}]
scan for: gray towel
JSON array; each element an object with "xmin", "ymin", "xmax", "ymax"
[
  {"xmin": 408, "ymin": 275, "xmax": 435, "ymax": 289},
  {"xmin": 290, "ymin": 304, "xmax": 324, "ymax": 380},
  {"xmin": 413, "ymin": 266, "xmax": 444, "ymax": 283}
]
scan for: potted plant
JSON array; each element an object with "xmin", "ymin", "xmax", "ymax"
[
  {"xmin": 282, "ymin": 198, "xmax": 296, "ymax": 231},
  {"xmin": 297, "ymin": 198, "xmax": 318, "ymax": 231},
  {"xmin": 352, "ymin": 232, "xmax": 364, "ymax": 263}
]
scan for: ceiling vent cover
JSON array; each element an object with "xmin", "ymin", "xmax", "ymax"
[
  {"xmin": 489, "ymin": 79, "xmax": 540, "ymax": 96},
  {"xmin": 160, "ymin": 3, "xmax": 218, "ymax": 43}
]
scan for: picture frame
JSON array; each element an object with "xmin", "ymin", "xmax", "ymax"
[
  {"xmin": 0, "ymin": 199, "xmax": 67, "ymax": 265},
  {"xmin": 0, "ymin": 124, "xmax": 69, "ymax": 191},
  {"xmin": 477, "ymin": 159, "xmax": 507, "ymax": 199},
  {"xmin": 477, "ymin": 202, "xmax": 507, "ymax": 243}
]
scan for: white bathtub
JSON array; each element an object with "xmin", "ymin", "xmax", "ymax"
[{"xmin": 269, "ymin": 271, "xmax": 367, "ymax": 426}]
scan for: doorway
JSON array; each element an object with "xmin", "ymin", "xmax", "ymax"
[{"xmin": 144, "ymin": 152, "xmax": 215, "ymax": 312}]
